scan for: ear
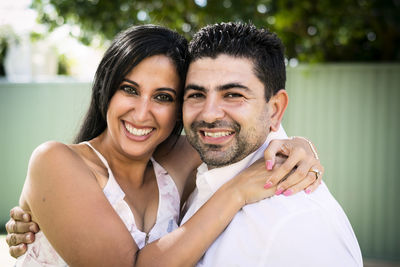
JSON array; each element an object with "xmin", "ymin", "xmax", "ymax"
[{"xmin": 268, "ymin": 89, "xmax": 289, "ymax": 132}]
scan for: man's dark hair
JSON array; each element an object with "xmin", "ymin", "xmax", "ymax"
[
  {"xmin": 189, "ymin": 22, "xmax": 286, "ymax": 101},
  {"xmin": 75, "ymin": 24, "xmax": 189, "ymax": 143}
]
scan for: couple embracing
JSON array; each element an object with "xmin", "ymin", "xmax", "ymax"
[{"xmin": 6, "ymin": 22, "xmax": 362, "ymax": 266}]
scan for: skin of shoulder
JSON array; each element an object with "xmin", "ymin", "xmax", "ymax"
[{"xmin": 19, "ymin": 141, "xmax": 137, "ymax": 266}]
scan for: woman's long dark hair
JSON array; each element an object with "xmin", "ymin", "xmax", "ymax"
[{"xmin": 74, "ymin": 25, "xmax": 189, "ymax": 144}]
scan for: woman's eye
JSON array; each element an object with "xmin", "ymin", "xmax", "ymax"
[
  {"xmin": 155, "ymin": 94, "xmax": 173, "ymax": 102},
  {"xmin": 120, "ymin": 85, "xmax": 137, "ymax": 95}
]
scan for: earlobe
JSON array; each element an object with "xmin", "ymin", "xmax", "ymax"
[{"xmin": 269, "ymin": 89, "xmax": 289, "ymax": 132}]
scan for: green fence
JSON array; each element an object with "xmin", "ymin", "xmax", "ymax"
[{"xmin": 1, "ymin": 64, "xmax": 399, "ymax": 262}]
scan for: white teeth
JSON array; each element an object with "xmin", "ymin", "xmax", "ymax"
[
  {"xmin": 204, "ymin": 131, "xmax": 232, "ymax": 138},
  {"xmin": 125, "ymin": 123, "xmax": 153, "ymax": 136}
]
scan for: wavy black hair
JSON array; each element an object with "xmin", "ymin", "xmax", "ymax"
[{"xmin": 74, "ymin": 25, "xmax": 189, "ymax": 143}]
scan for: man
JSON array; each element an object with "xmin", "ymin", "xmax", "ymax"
[{"xmin": 180, "ymin": 22, "xmax": 362, "ymax": 266}]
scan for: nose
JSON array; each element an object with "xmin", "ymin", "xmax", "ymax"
[
  {"xmin": 200, "ymin": 95, "xmax": 225, "ymax": 123},
  {"xmin": 135, "ymin": 98, "xmax": 151, "ymax": 121}
]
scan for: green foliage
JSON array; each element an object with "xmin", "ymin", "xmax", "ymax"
[
  {"xmin": 0, "ymin": 36, "xmax": 6, "ymax": 76},
  {"xmin": 0, "ymin": 25, "xmax": 19, "ymax": 76},
  {"xmin": 57, "ymin": 53, "xmax": 69, "ymax": 75},
  {"xmin": 31, "ymin": 0, "xmax": 400, "ymax": 62}
]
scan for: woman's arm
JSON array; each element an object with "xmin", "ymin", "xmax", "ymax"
[
  {"xmin": 21, "ymin": 141, "xmax": 138, "ymax": 266},
  {"xmin": 137, "ymin": 157, "xmax": 276, "ymax": 267},
  {"xmin": 16, "ymin": 141, "xmax": 275, "ymax": 267}
]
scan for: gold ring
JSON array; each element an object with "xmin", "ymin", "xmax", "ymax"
[{"xmin": 309, "ymin": 168, "xmax": 321, "ymax": 180}]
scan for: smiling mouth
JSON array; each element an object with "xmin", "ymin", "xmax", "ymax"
[
  {"xmin": 201, "ymin": 130, "xmax": 234, "ymax": 138},
  {"xmin": 124, "ymin": 122, "xmax": 154, "ymax": 136}
]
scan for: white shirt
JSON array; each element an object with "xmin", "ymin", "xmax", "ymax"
[{"xmin": 181, "ymin": 127, "xmax": 363, "ymax": 267}]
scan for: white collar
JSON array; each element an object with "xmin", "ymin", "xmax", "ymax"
[{"xmin": 197, "ymin": 126, "xmax": 288, "ymax": 194}]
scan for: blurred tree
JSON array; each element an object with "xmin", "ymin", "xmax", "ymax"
[
  {"xmin": 31, "ymin": 0, "xmax": 400, "ymax": 62},
  {"xmin": 0, "ymin": 25, "xmax": 19, "ymax": 76}
]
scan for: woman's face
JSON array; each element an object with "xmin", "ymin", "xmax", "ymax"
[{"xmin": 106, "ymin": 55, "xmax": 181, "ymax": 159}]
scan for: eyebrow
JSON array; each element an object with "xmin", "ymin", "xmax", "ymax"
[
  {"xmin": 122, "ymin": 78, "xmax": 139, "ymax": 87},
  {"xmin": 122, "ymin": 78, "xmax": 176, "ymax": 95},
  {"xmin": 217, "ymin": 83, "xmax": 249, "ymax": 92},
  {"xmin": 185, "ymin": 84, "xmax": 206, "ymax": 92},
  {"xmin": 155, "ymin": 88, "xmax": 177, "ymax": 96},
  {"xmin": 185, "ymin": 83, "xmax": 249, "ymax": 92}
]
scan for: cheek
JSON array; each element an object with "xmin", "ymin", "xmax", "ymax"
[
  {"xmin": 182, "ymin": 104, "xmax": 195, "ymax": 128},
  {"xmin": 157, "ymin": 105, "xmax": 179, "ymax": 132},
  {"xmin": 106, "ymin": 98, "xmax": 119, "ymax": 125},
  {"xmin": 227, "ymin": 103, "xmax": 268, "ymax": 127},
  {"xmin": 106, "ymin": 94, "xmax": 129, "ymax": 124}
]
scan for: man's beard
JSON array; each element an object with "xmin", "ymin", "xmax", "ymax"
[{"xmin": 185, "ymin": 120, "xmax": 261, "ymax": 168}]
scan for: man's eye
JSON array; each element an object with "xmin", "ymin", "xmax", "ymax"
[
  {"xmin": 120, "ymin": 85, "xmax": 138, "ymax": 95},
  {"xmin": 225, "ymin": 93, "xmax": 243, "ymax": 98},
  {"xmin": 155, "ymin": 94, "xmax": 173, "ymax": 102},
  {"xmin": 186, "ymin": 93, "xmax": 204, "ymax": 99}
]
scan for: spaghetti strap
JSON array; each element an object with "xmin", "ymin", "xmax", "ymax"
[{"xmin": 81, "ymin": 141, "xmax": 111, "ymax": 169}]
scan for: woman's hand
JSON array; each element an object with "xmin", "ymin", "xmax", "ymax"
[
  {"xmin": 263, "ymin": 137, "xmax": 324, "ymax": 196},
  {"xmin": 5, "ymin": 206, "xmax": 39, "ymax": 258},
  {"xmin": 225, "ymin": 157, "xmax": 281, "ymax": 205}
]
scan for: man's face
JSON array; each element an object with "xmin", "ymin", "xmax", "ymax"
[{"xmin": 183, "ymin": 54, "xmax": 272, "ymax": 168}]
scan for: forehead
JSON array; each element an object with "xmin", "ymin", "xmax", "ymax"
[
  {"xmin": 124, "ymin": 55, "xmax": 180, "ymax": 88},
  {"xmin": 186, "ymin": 54, "xmax": 261, "ymax": 89}
]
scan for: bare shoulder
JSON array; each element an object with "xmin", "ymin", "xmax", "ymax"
[
  {"xmin": 28, "ymin": 141, "xmax": 84, "ymax": 176},
  {"xmin": 24, "ymin": 141, "xmax": 95, "ymax": 200},
  {"xmin": 20, "ymin": 141, "xmax": 91, "ymax": 215}
]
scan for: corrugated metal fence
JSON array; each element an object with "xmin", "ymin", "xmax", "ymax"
[
  {"xmin": 283, "ymin": 64, "xmax": 400, "ymax": 261},
  {"xmin": 0, "ymin": 64, "xmax": 399, "ymax": 261}
]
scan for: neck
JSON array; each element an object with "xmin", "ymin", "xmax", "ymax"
[{"xmin": 91, "ymin": 132, "xmax": 154, "ymax": 188}]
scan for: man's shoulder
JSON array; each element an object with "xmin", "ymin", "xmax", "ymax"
[
  {"xmin": 234, "ymin": 182, "xmax": 346, "ymax": 234},
  {"xmin": 243, "ymin": 183, "xmax": 333, "ymax": 216},
  {"xmin": 204, "ymin": 183, "xmax": 362, "ymax": 267}
]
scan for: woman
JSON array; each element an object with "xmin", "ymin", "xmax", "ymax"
[{"xmin": 6, "ymin": 25, "xmax": 322, "ymax": 266}]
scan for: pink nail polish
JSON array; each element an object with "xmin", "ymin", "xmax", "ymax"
[
  {"xmin": 275, "ymin": 188, "xmax": 284, "ymax": 195},
  {"xmin": 264, "ymin": 181, "xmax": 273, "ymax": 189},
  {"xmin": 266, "ymin": 160, "xmax": 274, "ymax": 170},
  {"xmin": 305, "ymin": 188, "xmax": 311, "ymax": 194},
  {"xmin": 283, "ymin": 189, "xmax": 293, "ymax": 196}
]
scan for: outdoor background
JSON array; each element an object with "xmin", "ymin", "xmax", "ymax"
[{"xmin": 0, "ymin": 0, "xmax": 399, "ymax": 266}]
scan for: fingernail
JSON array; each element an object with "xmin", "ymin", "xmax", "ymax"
[
  {"xmin": 275, "ymin": 188, "xmax": 284, "ymax": 195},
  {"xmin": 23, "ymin": 214, "xmax": 29, "ymax": 221},
  {"xmin": 29, "ymin": 225, "xmax": 36, "ymax": 232},
  {"xmin": 26, "ymin": 234, "xmax": 32, "ymax": 242},
  {"xmin": 266, "ymin": 160, "xmax": 274, "ymax": 170},
  {"xmin": 283, "ymin": 189, "xmax": 293, "ymax": 196},
  {"xmin": 305, "ymin": 188, "xmax": 312, "ymax": 194},
  {"xmin": 264, "ymin": 181, "xmax": 273, "ymax": 189}
]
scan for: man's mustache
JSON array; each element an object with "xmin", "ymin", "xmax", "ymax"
[{"xmin": 190, "ymin": 121, "xmax": 241, "ymax": 132}]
